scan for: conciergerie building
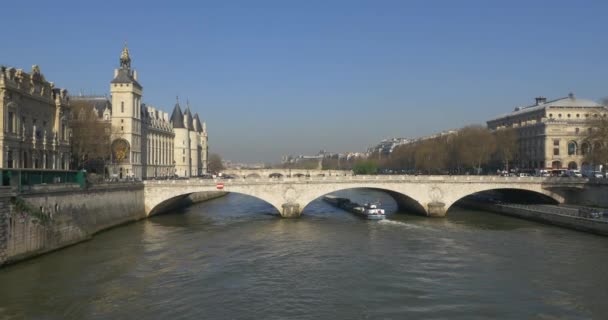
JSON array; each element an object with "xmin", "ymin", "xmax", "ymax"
[
  {"xmin": 71, "ymin": 45, "xmax": 209, "ymax": 179},
  {"xmin": 487, "ymin": 94, "xmax": 608, "ymax": 171}
]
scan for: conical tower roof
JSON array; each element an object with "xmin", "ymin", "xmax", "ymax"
[
  {"xmin": 170, "ymin": 98, "xmax": 185, "ymax": 128},
  {"xmin": 184, "ymin": 101, "xmax": 194, "ymax": 130},
  {"xmin": 193, "ymin": 113, "xmax": 203, "ymax": 133}
]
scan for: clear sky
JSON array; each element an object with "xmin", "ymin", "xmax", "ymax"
[{"xmin": 3, "ymin": 0, "xmax": 608, "ymax": 163}]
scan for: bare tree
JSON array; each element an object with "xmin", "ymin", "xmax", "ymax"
[
  {"xmin": 584, "ymin": 109, "xmax": 608, "ymax": 169},
  {"xmin": 453, "ymin": 126, "xmax": 496, "ymax": 174},
  {"xmin": 208, "ymin": 153, "xmax": 225, "ymax": 173},
  {"xmin": 414, "ymin": 137, "xmax": 449, "ymax": 174},
  {"xmin": 70, "ymin": 100, "xmax": 111, "ymax": 174},
  {"xmin": 494, "ymin": 128, "xmax": 518, "ymax": 173}
]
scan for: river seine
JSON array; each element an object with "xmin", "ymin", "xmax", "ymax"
[{"xmin": 1, "ymin": 189, "xmax": 607, "ymax": 319}]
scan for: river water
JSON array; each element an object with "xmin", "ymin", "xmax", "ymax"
[{"xmin": 1, "ymin": 189, "xmax": 607, "ymax": 319}]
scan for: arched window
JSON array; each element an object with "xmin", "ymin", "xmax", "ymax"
[
  {"xmin": 581, "ymin": 142, "xmax": 590, "ymax": 156},
  {"xmin": 7, "ymin": 111, "xmax": 14, "ymax": 133},
  {"xmin": 568, "ymin": 161, "xmax": 577, "ymax": 170},
  {"xmin": 568, "ymin": 141, "xmax": 577, "ymax": 155},
  {"xmin": 6, "ymin": 150, "xmax": 13, "ymax": 168}
]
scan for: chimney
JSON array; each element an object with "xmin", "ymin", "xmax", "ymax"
[
  {"xmin": 114, "ymin": 69, "xmax": 118, "ymax": 78},
  {"xmin": 133, "ymin": 70, "xmax": 138, "ymax": 80},
  {"xmin": 535, "ymin": 96, "xmax": 547, "ymax": 105}
]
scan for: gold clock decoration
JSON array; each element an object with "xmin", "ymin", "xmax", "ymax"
[{"xmin": 112, "ymin": 139, "xmax": 130, "ymax": 163}]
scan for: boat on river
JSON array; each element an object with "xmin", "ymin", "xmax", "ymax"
[{"xmin": 323, "ymin": 195, "xmax": 386, "ymax": 220}]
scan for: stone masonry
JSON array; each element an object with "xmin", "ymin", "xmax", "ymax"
[{"xmin": 0, "ymin": 187, "xmax": 13, "ymax": 265}]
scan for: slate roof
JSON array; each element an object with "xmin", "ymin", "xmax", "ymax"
[
  {"xmin": 71, "ymin": 96, "xmax": 111, "ymax": 116},
  {"xmin": 110, "ymin": 68, "xmax": 142, "ymax": 89},
  {"xmin": 170, "ymin": 103, "xmax": 185, "ymax": 128},
  {"xmin": 193, "ymin": 113, "xmax": 203, "ymax": 133},
  {"xmin": 488, "ymin": 94, "xmax": 606, "ymax": 122},
  {"xmin": 184, "ymin": 106, "xmax": 194, "ymax": 130}
]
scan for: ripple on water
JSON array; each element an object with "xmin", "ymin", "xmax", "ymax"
[{"xmin": 0, "ymin": 191, "xmax": 607, "ymax": 319}]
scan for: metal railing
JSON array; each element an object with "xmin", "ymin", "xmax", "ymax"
[{"xmin": 0, "ymin": 168, "xmax": 85, "ymax": 192}]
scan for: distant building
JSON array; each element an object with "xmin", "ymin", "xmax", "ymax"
[
  {"xmin": 487, "ymin": 94, "xmax": 608, "ymax": 170},
  {"xmin": 368, "ymin": 138, "xmax": 411, "ymax": 155},
  {"xmin": 282, "ymin": 150, "xmax": 367, "ymax": 166},
  {"xmin": 0, "ymin": 65, "xmax": 71, "ymax": 170}
]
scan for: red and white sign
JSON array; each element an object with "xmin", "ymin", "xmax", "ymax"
[{"xmin": 216, "ymin": 182, "xmax": 224, "ymax": 190}]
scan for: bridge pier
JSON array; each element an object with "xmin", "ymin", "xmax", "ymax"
[
  {"xmin": 427, "ymin": 202, "xmax": 447, "ymax": 217},
  {"xmin": 281, "ymin": 203, "xmax": 301, "ymax": 218}
]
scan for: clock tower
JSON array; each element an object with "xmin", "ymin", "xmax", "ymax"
[{"xmin": 109, "ymin": 44, "xmax": 143, "ymax": 178}]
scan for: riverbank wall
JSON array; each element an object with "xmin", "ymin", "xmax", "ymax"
[
  {"xmin": 0, "ymin": 183, "xmax": 145, "ymax": 267},
  {"xmin": 459, "ymin": 199, "xmax": 608, "ymax": 236},
  {"xmin": 0, "ymin": 186, "xmax": 228, "ymax": 267}
]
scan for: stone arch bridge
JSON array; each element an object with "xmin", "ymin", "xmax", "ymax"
[{"xmin": 144, "ymin": 175, "xmax": 605, "ymax": 218}]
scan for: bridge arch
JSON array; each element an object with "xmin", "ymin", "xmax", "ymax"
[
  {"xmin": 147, "ymin": 191, "xmax": 282, "ymax": 216},
  {"xmin": 300, "ymin": 187, "xmax": 427, "ymax": 215},
  {"xmin": 444, "ymin": 186, "xmax": 564, "ymax": 214}
]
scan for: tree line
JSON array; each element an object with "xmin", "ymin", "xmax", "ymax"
[{"xmin": 375, "ymin": 125, "xmax": 518, "ymax": 175}]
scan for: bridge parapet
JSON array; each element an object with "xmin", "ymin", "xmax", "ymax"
[{"xmin": 143, "ymin": 175, "xmax": 607, "ymax": 186}]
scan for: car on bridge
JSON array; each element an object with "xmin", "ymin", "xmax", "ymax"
[{"xmin": 582, "ymin": 170, "xmax": 605, "ymax": 178}]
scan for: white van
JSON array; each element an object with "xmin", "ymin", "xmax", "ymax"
[
  {"xmin": 566, "ymin": 169, "xmax": 582, "ymax": 177},
  {"xmin": 536, "ymin": 169, "xmax": 550, "ymax": 177}
]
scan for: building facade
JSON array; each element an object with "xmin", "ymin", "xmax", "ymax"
[
  {"xmin": 142, "ymin": 104, "xmax": 175, "ymax": 178},
  {"xmin": 169, "ymin": 100, "xmax": 208, "ymax": 177},
  {"xmin": 0, "ymin": 65, "xmax": 71, "ymax": 170},
  {"xmin": 487, "ymin": 94, "xmax": 608, "ymax": 171},
  {"xmin": 75, "ymin": 45, "xmax": 208, "ymax": 179}
]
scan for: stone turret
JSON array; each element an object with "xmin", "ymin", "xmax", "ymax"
[
  {"xmin": 172, "ymin": 97, "xmax": 191, "ymax": 177},
  {"xmin": 186, "ymin": 101, "xmax": 199, "ymax": 176}
]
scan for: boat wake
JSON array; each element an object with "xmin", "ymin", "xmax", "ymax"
[{"xmin": 377, "ymin": 219, "xmax": 427, "ymax": 229}]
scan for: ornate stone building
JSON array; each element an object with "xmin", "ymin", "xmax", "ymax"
[
  {"xmin": 75, "ymin": 45, "xmax": 208, "ymax": 179},
  {"xmin": 142, "ymin": 104, "xmax": 175, "ymax": 178},
  {"xmin": 487, "ymin": 94, "xmax": 608, "ymax": 171},
  {"xmin": 0, "ymin": 65, "xmax": 71, "ymax": 170},
  {"xmin": 169, "ymin": 100, "xmax": 208, "ymax": 177}
]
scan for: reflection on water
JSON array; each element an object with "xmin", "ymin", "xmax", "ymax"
[{"xmin": 0, "ymin": 189, "xmax": 607, "ymax": 319}]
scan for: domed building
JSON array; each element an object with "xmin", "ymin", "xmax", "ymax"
[{"xmin": 487, "ymin": 94, "xmax": 608, "ymax": 172}]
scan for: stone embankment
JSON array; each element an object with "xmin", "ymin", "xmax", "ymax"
[
  {"xmin": 459, "ymin": 199, "xmax": 608, "ymax": 236},
  {"xmin": 0, "ymin": 184, "xmax": 226, "ymax": 267}
]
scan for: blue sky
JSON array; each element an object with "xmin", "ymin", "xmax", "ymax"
[{"xmin": 3, "ymin": 0, "xmax": 608, "ymax": 162}]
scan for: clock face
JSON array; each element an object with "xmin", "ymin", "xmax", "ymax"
[{"xmin": 112, "ymin": 139, "xmax": 130, "ymax": 163}]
